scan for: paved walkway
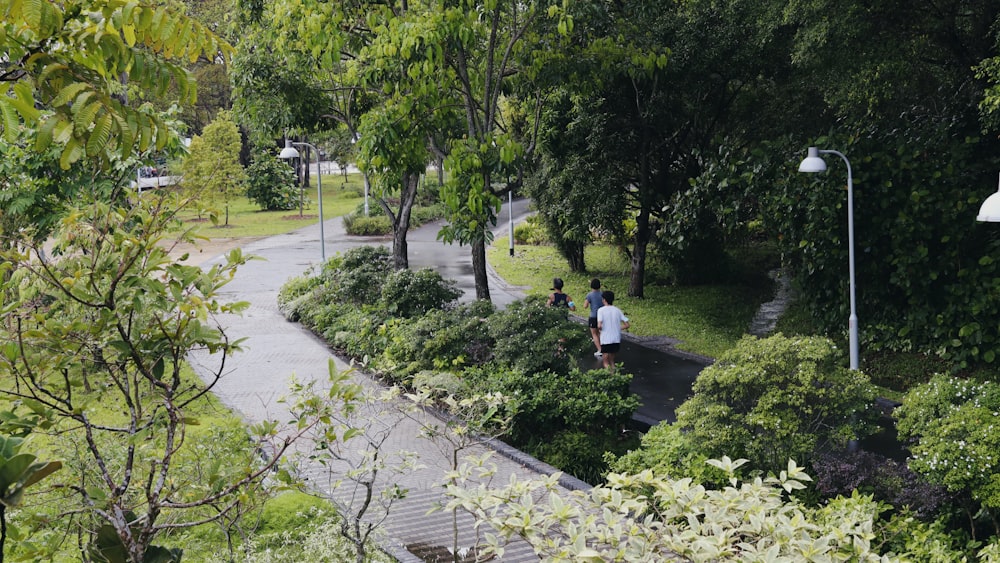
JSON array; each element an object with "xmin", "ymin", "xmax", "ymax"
[{"xmin": 186, "ymin": 203, "xmax": 583, "ymax": 561}]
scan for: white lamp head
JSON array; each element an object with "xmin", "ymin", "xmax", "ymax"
[
  {"xmin": 278, "ymin": 139, "xmax": 300, "ymax": 160},
  {"xmin": 798, "ymin": 146, "xmax": 828, "ymax": 173},
  {"xmin": 977, "ymin": 173, "xmax": 1000, "ymax": 222}
]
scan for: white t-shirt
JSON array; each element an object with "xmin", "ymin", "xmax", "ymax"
[{"xmin": 597, "ymin": 305, "xmax": 627, "ymax": 345}]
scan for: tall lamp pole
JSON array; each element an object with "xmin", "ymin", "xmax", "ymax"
[
  {"xmin": 799, "ymin": 146, "xmax": 859, "ymax": 370},
  {"xmin": 280, "ymin": 139, "xmax": 325, "ymax": 262}
]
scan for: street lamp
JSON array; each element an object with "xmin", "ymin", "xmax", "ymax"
[
  {"xmin": 799, "ymin": 146, "xmax": 860, "ymax": 370},
  {"xmin": 977, "ymin": 173, "xmax": 1000, "ymax": 222},
  {"xmin": 279, "ymin": 139, "xmax": 325, "ymax": 262}
]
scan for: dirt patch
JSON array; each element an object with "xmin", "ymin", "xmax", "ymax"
[{"xmin": 160, "ymin": 237, "xmax": 260, "ymax": 267}]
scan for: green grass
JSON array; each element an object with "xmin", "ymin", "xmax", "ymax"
[
  {"xmin": 170, "ymin": 173, "xmax": 365, "ymax": 238},
  {"xmin": 487, "ymin": 237, "xmax": 770, "ymax": 359}
]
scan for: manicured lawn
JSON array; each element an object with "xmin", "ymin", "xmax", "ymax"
[
  {"xmin": 487, "ymin": 237, "xmax": 770, "ymax": 359},
  {"xmin": 168, "ymin": 173, "xmax": 366, "ymax": 238}
]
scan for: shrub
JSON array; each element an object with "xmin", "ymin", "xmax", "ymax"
[
  {"xmin": 484, "ymin": 296, "xmax": 590, "ymax": 376},
  {"xmin": 610, "ymin": 422, "xmax": 726, "ymax": 487},
  {"xmin": 322, "ymin": 245, "xmax": 393, "ymax": 305},
  {"xmin": 896, "ymin": 375, "xmax": 1000, "ymax": 526},
  {"xmin": 464, "ymin": 365, "xmax": 639, "ymax": 449},
  {"xmin": 276, "ymin": 270, "xmax": 322, "ymax": 321},
  {"xmin": 379, "ymin": 268, "xmax": 461, "ymax": 318},
  {"xmin": 513, "ymin": 215, "xmax": 549, "ymax": 245},
  {"xmin": 450, "ymin": 457, "xmax": 955, "ymax": 562},
  {"xmin": 343, "ymin": 214, "xmax": 391, "ymax": 236},
  {"xmin": 674, "ymin": 333, "xmax": 879, "ymax": 473},
  {"xmin": 244, "ymin": 152, "xmax": 301, "ymax": 211},
  {"xmin": 382, "ymin": 300, "xmax": 495, "ymax": 374},
  {"xmin": 530, "ymin": 428, "xmax": 638, "ymax": 485}
]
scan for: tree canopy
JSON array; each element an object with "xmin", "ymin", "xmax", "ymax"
[{"xmin": 1, "ymin": 0, "xmax": 232, "ymax": 168}]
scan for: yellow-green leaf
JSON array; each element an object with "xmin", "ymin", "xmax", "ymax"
[{"xmin": 86, "ymin": 113, "xmax": 113, "ymax": 156}]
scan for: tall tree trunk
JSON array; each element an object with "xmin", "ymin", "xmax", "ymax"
[
  {"xmin": 472, "ymin": 237, "xmax": 490, "ymax": 301},
  {"xmin": 628, "ymin": 205, "xmax": 651, "ymax": 298},
  {"xmin": 391, "ymin": 173, "xmax": 420, "ymax": 270}
]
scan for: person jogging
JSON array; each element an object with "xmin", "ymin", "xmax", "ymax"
[{"xmin": 597, "ymin": 290, "xmax": 629, "ymax": 372}]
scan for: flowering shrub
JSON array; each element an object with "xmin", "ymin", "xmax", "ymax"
[{"xmin": 896, "ymin": 375, "xmax": 1000, "ymax": 529}]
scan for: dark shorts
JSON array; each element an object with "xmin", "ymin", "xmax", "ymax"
[
  {"xmin": 601, "ymin": 343, "xmax": 620, "ymax": 354},
  {"xmin": 589, "ymin": 317, "xmax": 598, "ymax": 329}
]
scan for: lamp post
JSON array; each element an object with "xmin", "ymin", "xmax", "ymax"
[
  {"xmin": 977, "ymin": 173, "xmax": 1000, "ymax": 222},
  {"xmin": 279, "ymin": 139, "xmax": 325, "ymax": 262},
  {"xmin": 799, "ymin": 146, "xmax": 860, "ymax": 370}
]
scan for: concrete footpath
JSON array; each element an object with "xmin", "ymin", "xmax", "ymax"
[{"xmin": 186, "ymin": 201, "xmax": 577, "ymax": 562}]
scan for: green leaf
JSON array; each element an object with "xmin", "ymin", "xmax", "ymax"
[{"xmin": 86, "ymin": 113, "xmax": 113, "ymax": 156}]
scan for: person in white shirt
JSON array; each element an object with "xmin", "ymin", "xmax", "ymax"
[{"xmin": 596, "ymin": 290, "xmax": 629, "ymax": 372}]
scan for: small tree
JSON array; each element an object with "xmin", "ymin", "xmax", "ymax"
[
  {"xmin": 244, "ymin": 151, "xmax": 300, "ymax": 211},
  {"xmin": 0, "ymin": 195, "xmax": 298, "ymax": 561},
  {"xmin": 181, "ymin": 110, "xmax": 247, "ymax": 225},
  {"xmin": 286, "ymin": 362, "xmax": 421, "ymax": 563}
]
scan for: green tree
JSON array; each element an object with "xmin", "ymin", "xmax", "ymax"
[
  {"xmin": 181, "ymin": 111, "xmax": 247, "ymax": 225},
  {"xmin": 528, "ymin": 0, "xmax": 790, "ymax": 296},
  {"xmin": 767, "ymin": 0, "xmax": 1000, "ymax": 369},
  {"xmin": 0, "ymin": 0, "xmax": 231, "ymax": 169},
  {"xmin": 0, "ymin": 196, "xmax": 299, "ymax": 561},
  {"xmin": 244, "ymin": 151, "xmax": 300, "ymax": 211}
]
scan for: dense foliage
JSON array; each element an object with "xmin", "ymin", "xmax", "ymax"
[
  {"xmin": 0, "ymin": 0, "xmax": 231, "ymax": 169},
  {"xmin": 278, "ymin": 246, "xmax": 638, "ymax": 480},
  {"xmin": 675, "ymin": 334, "xmax": 879, "ymax": 473},
  {"xmin": 896, "ymin": 375, "xmax": 1000, "ymax": 538},
  {"xmin": 449, "ymin": 455, "xmax": 1000, "ymax": 562},
  {"xmin": 244, "ymin": 152, "xmax": 300, "ymax": 211}
]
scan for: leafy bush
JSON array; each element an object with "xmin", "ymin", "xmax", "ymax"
[
  {"xmin": 382, "ymin": 300, "xmax": 495, "ymax": 374},
  {"xmin": 244, "ymin": 152, "xmax": 301, "ymax": 211},
  {"xmin": 450, "ymin": 456, "xmax": 977, "ymax": 562},
  {"xmin": 343, "ymin": 214, "xmax": 391, "ymax": 235},
  {"xmin": 674, "ymin": 333, "xmax": 879, "ymax": 473},
  {"xmin": 483, "ymin": 296, "xmax": 590, "ymax": 376},
  {"xmin": 896, "ymin": 375, "xmax": 1000, "ymax": 526},
  {"xmin": 529, "ymin": 428, "xmax": 638, "ymax": 485},
  {"xmin": 464, "ymin": 365, "xmax": 638, "ymax": 445},
  {"xmin": 379, "ymin": 268, "xmax": 461, "ymax": 318},
  {"xmin": 321, "ymin": 245, "xmax": 393, "ymax": 305},
  {"xmin": 276, "ymin": 269, "xmax": 323, "ymax": 321},
  {"xmin": 610, "ymin": 422, "xmax": 726, "ymax": 486},
  {"xmin": 513, "ymin": 214, "xmax": 549, "ymax": 245}
]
